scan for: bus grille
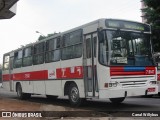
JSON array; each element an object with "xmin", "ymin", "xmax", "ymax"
[{"xmin": 120, "ymin": 80, "xmax": 147, "ymax": 88}]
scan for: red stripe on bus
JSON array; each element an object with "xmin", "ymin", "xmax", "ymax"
[
  {"xmin": 2, "ymin": 74, "xmax": 10, "ymax": 81},
  {"xmin": 12, "ymin": 70, "xmax": 48, "ymax": 81},
  {"xmin": 2, "ymin": 66, "xmax": 83, "ymax": 81},
  {"xmin": 110, "ymin": 71, "xmax": 145, "ymax": 76},
  {"xmin": 56, "ymin": 66, "xmax": 83, "ymax": 79},
  {"xmin": 110, "ymin": 66, "xmax": 156, "ymax": 76},
  {"xmin": 110, "ymin": 67, "xmax": 124, "ymax": 72}
]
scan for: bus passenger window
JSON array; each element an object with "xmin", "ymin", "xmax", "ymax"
[
  {"xmin": 86, "ymin": 38, "xmax": 91, "ymax": 58},
  {"xmin": 23, "ymin": 47, "xmax": 32, "ymax": 67},
  {"xmin": 14, "ymin": 50, "xmax": 23, "ymax": 68},
  {"xmin": 3, "ymin": 55, "xmax": 9, "ymax": 70},
  {"xmin": 33, "ymin": 42, "xmax": 44, "ymax": 65},
  {"xmin": 94, "ymin": 37, "xmax": 97, "ymax": 57},
  {"xmin": 45, "ymin": 37, "xmax": 60, "ymax": 63},
  {"xmin": 62, "ymin": 29, "xmax": 82, "ymax": 60}
]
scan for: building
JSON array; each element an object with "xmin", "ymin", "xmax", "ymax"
[
  {"xmin": 0, "ymin": 0, "xmax": 18, "ymax": 84},
  {"xmin": 0, "ymin": 0, "xmax": 19, "ymax": 19}
]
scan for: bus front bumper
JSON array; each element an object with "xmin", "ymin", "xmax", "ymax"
[{"xmin": 99, "ymin": 86, "xmax": 158, "ymax": 98}]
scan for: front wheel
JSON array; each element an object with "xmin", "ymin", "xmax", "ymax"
[
  {"xmin": 109, "ymin": 97, "xmax": 125, "ymax": 104},
  {"xmin": 17, "ymin": 84, "xmax": 31, "ymax": 100},
  {"xmin": 68, "ymin": 83, "xmax": 83, "ymax": 106}
]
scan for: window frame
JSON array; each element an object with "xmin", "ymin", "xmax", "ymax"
[
  {"xmin": 45, "ymin": 37, "xmax": 61, "ymax": 63},
  {"xmin": 61, "ymin": 29, "xmax": 83, "ymax": 60},
  {"xmin": 14, "ymin": 49, "xmax": 23, "ymax": 68},
  {"xmin": 3, "ymin": 54, "xmax": 10, "ymax": 70},
  {"xmin": 22, "ymin": 46, "xmax": 33, "ymax": 67},
  {"xmin": 33, "ymin": 42, "xmax": 45, "ymax": 65}
]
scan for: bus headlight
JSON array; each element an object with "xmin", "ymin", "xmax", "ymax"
[
  {"xmin": 109, "ymin": 82, "xmax": 118, "ymax": 87},
  {"xmin": 104, "ymin": 82, "xmax": 118, "ymax": 88},
  {"xmin": 150, "ymin": 81, "xmax": 157, "ymax": 85}
]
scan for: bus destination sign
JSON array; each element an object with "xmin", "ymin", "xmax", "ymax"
[{"xmin": 106, "ymin": 19, "xmax": 150, "ymax": 32}]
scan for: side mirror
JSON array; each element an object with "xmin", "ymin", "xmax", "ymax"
[{"xmin": 158, "ymin": 63, "xmax": 160, "ymax": 70}]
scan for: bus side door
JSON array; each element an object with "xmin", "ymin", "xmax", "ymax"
[
  {"xmin": 2, "ymin": 54, "xmax": 14, "ymax": 91},
  {"xmin": 83, "ymin": 33, "xmax": 98, "ymax": 97}
]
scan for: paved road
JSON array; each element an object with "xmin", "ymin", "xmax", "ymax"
[{"xmin": 0, "ymin": 87, "xmax": 160, "ymax": 120}]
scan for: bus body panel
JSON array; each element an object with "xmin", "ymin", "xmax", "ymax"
[{"xmin": 99, "ymin": 86, "xmax": 158, "ymax": 98}]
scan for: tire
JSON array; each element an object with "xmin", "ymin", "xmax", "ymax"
[
  {"xmin": 109, "ymin": 97, "xmax": 125, "ymax": 104},
  {"xmin": 17, "ymin": 84, "xmax": 31, "ymax": 100},
  {"xmin": 68, "ymin": 83, "xmax": 83, "ymax": 107}
]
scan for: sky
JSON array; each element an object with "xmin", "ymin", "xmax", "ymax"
[{"xmin": 0, "ymin": 0, "xmax": 142, "ymax": 64}]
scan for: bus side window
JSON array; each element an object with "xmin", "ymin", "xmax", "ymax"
[
  {"xmin": 86, "ymin": 38, "xmax": 91, "ymax": 58},
  {"xmin": 33, "ymin": 42, "xmax": 45, "ymax": 65},
  {"xmin": 45, "ymin": 37, "xmax": 60, "ymax": 63},
  {"xmin": 86, "ymin": 37, "xmax": 97, "ymax": 58},
  {"xmin": 62, "ymin": 30, "xmax": 82, "ymax": 60},
  {"xmin": 94, "ymin": 37, "xmax": 97, "ymax": 57},
  {"xmin": 23, "ymin": 46, "xmax": 33, "ymax": 67},
  {"xmin": 14, "ymin": 50, "xmax": 23, "ymax": 68},
  {"xmin": 3, "ymin": 55, "xmax": 10, "ymax": 70},
  {"xmin": 10, "ymin": 57, "xmax": 14, "ymax": 70}
]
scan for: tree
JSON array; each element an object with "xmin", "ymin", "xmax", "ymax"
[
  {"xmin": 142, "ymin": 0, "xmax": 160, "ymax": 52},
  {"xmin": 38, "ymin": 33, "xmax": 58, "ymax": 41},
  {"xmin": 38, "ymin": 35, "xmax": 47, "ymax": 41}
]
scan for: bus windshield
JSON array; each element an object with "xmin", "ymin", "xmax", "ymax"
[{"xmin": 99, "ymin": 30, "xmax": 154, "ymax": 66}]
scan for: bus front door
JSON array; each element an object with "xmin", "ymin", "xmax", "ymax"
[
  {"xmin": 84, "ymin": 33, "xmax": 98, "ymax": 97},
  {"xmin": 9, "ymin": 56, "xmax": 14, "ymax": 91}
]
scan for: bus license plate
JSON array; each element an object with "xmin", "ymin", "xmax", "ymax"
[{"xmin": 147, "ymin": 88, "xmax": 155, "ymax": 92}]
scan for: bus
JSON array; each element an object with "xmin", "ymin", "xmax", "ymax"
[
  {"xmin": 154, "ymin": 52, "xmax": 160, "ymax": 95},
  {"xmin": 2, "ymin": 18, "xmax": 158, "ymax": 106},
  {"xmin": 0, "ymin": 68, "xmax": 2, "ymax": 87}
]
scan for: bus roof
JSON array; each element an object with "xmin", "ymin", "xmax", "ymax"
[{"xmin": 3, "ymin": 18, "xmax": 150, "ymax": 55}]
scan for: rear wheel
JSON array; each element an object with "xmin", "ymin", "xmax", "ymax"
[
  {"xmin": 109, "ymin": 97, "xmax": 125, "ymax": 104},
  {"xmin": 68, "ymin": 83, "xmax": 83, "ymax": 106},
  {"xmin": 17, "ymin": 84, "xmax": 31, "ymax": 100}
]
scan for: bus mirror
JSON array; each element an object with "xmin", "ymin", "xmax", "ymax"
[
  {"xmin": 158, "ymin": 63, "xmax": 160, "ymax": 70},
  {"xmin": 97, "ymin": 28, "xmax": 104, "ymax": 43}
]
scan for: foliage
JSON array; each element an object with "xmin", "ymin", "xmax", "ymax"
[
  {"xmin": 38, "ymin": 35, "xmax": 46, "ymax": 41},
  {"xmin": 38, "ymin": 33, "xmax": 58, "ymax": 41},
  {"xmin": 142, "ymin": 0, "xmax": 160, "ymax": 52}
]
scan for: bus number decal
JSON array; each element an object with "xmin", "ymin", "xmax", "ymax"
[
  {"xmin": 24, "ymin": 73, "xmax": 30, "ymax": 79},
  {"xmin": 145, "ymin": 67, "xmax": 155, "ymax": 75}
]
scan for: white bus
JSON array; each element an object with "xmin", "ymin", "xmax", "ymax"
[
  {"xmin": 2, "ymin": 19, "xmax": 158, "ymax": 106},
  {"xmin": 154, "ymin": 52, "xmax": 160, "ymax": 95}
]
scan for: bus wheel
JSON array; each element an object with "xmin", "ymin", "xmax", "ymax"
[
  {"xmin": 68, "ymin": 83, "xmax": 82, "ymax": 106},
  {"xmin": 17, "ymin": 84, "xmax": 31, "ymax": 100},
  {"xmin": 109, "ymin": 97, "xmax": 125, "ymax": 104}
]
